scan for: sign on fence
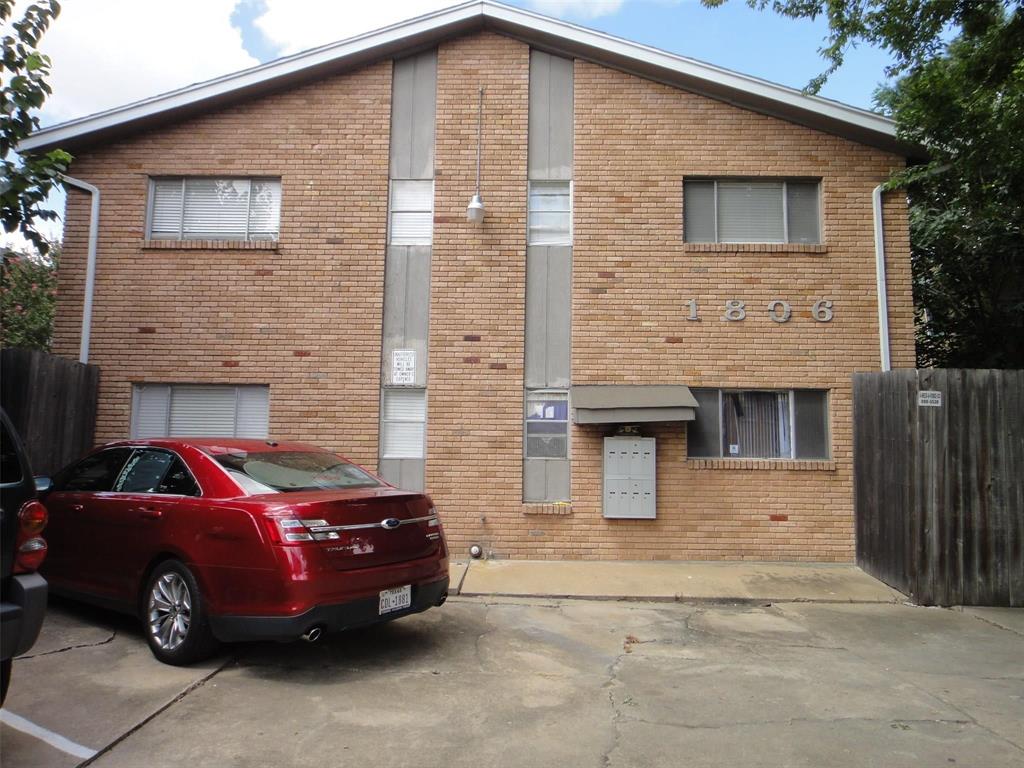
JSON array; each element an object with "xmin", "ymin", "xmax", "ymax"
[{"xmin": 854, "ymin": 368, "xmax": 1023, "ymax": 607}]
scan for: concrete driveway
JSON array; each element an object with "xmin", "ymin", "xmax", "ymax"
[{"xmin": 2, "ymin": 596, "xmax": 1022, "ymax": 767}]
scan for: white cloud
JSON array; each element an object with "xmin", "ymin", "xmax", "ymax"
[
  {"xmin": 27, "ymin": 0, "xmax": 258, "ymax": 124},
  {"xmin": 253, "ymin": 1, "xmax": 457, "ymax": 55},
  {"xmin": 251, "ymin": 0, "xmax": 639, "ymax": 56}
]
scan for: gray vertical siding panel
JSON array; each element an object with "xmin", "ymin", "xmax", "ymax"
[
  {"xmin": 525, "ymin": 245, "xmax": 572, "ymax": 389},
  {"xmin": 523, "ymin": 457, "xmax": 570, "ymax": 502},
  {"xmin": 546, "ymin": 458, "xmax": 570, "ymax": 501},
  {"xmin": 524, "ymin": 248, "xmax": 549, "ymax": 389},
  {"xmin": 382, "ymin": 245, "xmax": 430, "ymax": 388},
  {"xmin": 528, "ymin": 50, "xmax": 573, "ymax": 180},
  {"xmin": 390, "ymin": 51, "xmax": 436, "ymax": 179},
  {"xmin": 381, "ymin": 50, "xmax": 435, "ymax": 490},
  {"xmin": 524, "ymin": 49, "xmax": 574, "ymax": 502},
  {"xmin": 545, "ymin": 246, "xmax": 572, "ymax": 387}
]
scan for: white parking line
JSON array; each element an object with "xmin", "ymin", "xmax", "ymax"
[{"xmin": 0, "ymin": 709, "xmax": 98, "ymax": 759}]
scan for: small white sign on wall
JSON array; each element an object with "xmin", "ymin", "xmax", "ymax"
[
  {"xmin": 918, "ymin": 390, "xmax": 943, "ymax": 407},
  {"xmin": 391, "ymin": 349, "xmax": 416, "ymax": 385}
]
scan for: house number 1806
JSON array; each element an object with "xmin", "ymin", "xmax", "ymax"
[{"xmin": 684, "ymin": 299, "xmax": 834, "ymax": 323}]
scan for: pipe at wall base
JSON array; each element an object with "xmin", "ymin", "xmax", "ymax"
[{"xmin": 60, "ymin": 175, "xmax": 101, "ymax": 365}]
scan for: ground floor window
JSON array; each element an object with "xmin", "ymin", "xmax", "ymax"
[
  {"xmin": 381, "ymin": 388, "xmax": 426, "ymax": 459},
  {"xmin": 525, "ymin": 390, "xmax": 569, "ymax": 458},
  {"xmin": 130, "ymin": 384, "xmax": 269, "ymax": 439},
  {"xmin": 687, "ymin": 388, "xmax": 829, "ymax": 459}
]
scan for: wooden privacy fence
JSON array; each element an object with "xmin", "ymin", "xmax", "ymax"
[
  {"xmin": 1, "ymin": 348, "xmax": 99, "ymax": 476},
  {"xmin": 854, "ymin": 369, "xmax": 1023, "ymax": 607}
]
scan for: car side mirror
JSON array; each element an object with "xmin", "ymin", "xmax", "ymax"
[{"xmin": 33, "ymin": 476, "xmax": 52, "ymax": 494}]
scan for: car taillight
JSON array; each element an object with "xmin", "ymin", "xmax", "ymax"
[
  {"xmin": 14, "ymin": 500, "xmax": 48, "ymax": 573},
  {"xmin": 263, "ymin": 516, "xmax": 340, "ymax": 544}
]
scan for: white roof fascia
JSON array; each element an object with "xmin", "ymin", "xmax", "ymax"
[
  {"xmin": 21, "ymin": 0, "xmax": 904, "ymax": 155},
  {"xmin": 19, "ymin": 1, "xmax": 485, "ymax": 153},
  {"xmin": 481, "ymin": 1, "xmax": 896, "ymax": 141}
]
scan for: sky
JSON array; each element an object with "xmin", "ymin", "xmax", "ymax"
[{"xmin": 4, "ymin": 0, "xmax": 899, "ymax": 251}]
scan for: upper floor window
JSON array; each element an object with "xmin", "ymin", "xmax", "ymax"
[
  {"xmin": 684, "ymin": 179, "xmax": 820, "ymax": 244},
  {"xmin": 147, "ymin": 177, "xmax": 281, "ymax": 241},
  {"xmin": 528, "ymin": 181, "xmax": 572, "ymax": 245},
  {"xmin": 687, "ymin": 388, "xmax": 829, "ymax": 460},
  {"xmin": 389, "ymin": 180, "xmax": 433, "ymax": 245}
]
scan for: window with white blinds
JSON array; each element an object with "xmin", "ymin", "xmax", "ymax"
[
  {"xmin": 147, "ymin": 178, "xmax": 281, "ymax": 241},
  {"xmin": 684, "ymin": 179, "xmax": 820, "ymax": 244},
  {"xmin": 130, "ymin": 384, "xmax": 270, "ymax": 439},
  {"xmin": 381, "ymin": 388, "xmax": 426, "ymax": 458},
  {"xmin": 528, "ymin": 181, "xmax": 572, "ymax": 245},
  {"xmin": 389, "ymin": 179, "xmax": 433, "ymax": 245},
  {"xmin": 687, "ymin": 388, "xmax": 830, "ymax": 460}
]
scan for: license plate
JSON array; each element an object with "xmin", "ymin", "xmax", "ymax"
[{"xmin": 378, "ymin": 585, "xmax": 412, "ymax": 615}]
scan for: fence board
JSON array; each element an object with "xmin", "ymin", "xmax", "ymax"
[
  {"xmin": 854, "ymin": 369, "xmax": 1024, "ymax": 607},
  {"xmin": 1, "ymin": 348, "xmax": 99, "ymax": 476}
]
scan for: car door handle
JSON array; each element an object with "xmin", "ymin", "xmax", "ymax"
[
  {"xmin": 138, "ymin": 508, "xmax": 162, "ymax": 520},
  {"xmin": 71, "ymin": 504, "xmax": 84, "ymax": 512}
]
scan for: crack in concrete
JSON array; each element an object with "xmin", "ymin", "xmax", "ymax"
[
  {"xmin": 473, "ymin": 602, "xmax": 495, "ymax": 671},
  {"xmin": 962, "ymin": 611, "xmax": 1024, "ymax": 638},
  {"xmin": 77, "ymin": 654, "xmax": 235, "ymax": 767},
  {"xmin": 599, "ymin": 651, "xmax": 628, "ymax": 768},
  {"xmin": 811, "ymin": 627, "xmax": 1024, "ymax": 756},
  {"xmin": 613, "ymin": 715, "xmax": 977, "ymax": 731},
  {"xmin": 17, "ymin": 631, "xmax": 117, "ymax": 659}
]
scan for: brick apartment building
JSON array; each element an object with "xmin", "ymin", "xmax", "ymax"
[{"xmin": 23, "ymin": 1, "xmax": 918, "ymax": 562}]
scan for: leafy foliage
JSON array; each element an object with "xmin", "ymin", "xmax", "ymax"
[
  {"xmin": 705, "ymin": 0, "xmax": 1023, "ymax": 368},
  {"xmin": 879, "ymin": 10, "xmax": 1024, "ymax": 367},
  {"xmin": 1, "ymin": 0, "xmax": 70, "ymax": 257},
  {"xmin": 1, "ymin": 244, "xmax": 57, "ymax": 350},
  {"xmin": 702, "ymin": 0, "xmax": 1019, "ymax": 93}
]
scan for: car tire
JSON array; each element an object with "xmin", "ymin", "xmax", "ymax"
[
  {"xmin": 142, "ymin": 560, "xmax": 219, "ymax": 666},
  {"xmin": 1, "ymin": 658, "xmax": 11, "ymax": 705}
]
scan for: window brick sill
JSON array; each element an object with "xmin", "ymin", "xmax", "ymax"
[
  {"xmin": 142, "ymin": 239, "xmax": 278, "ymax": 251},
  {"xmin": 687, "ymin": 458, "xmax": 836, "ymax": 471},
  {"xmin": 682, "ymin": 243, "xmax": 828, "ymax": 255},
  {"xmin": 523, "ymin": 502, "xmax": 573, "ymax": 516}
]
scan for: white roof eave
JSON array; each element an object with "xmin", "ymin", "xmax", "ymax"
[{"xmin": 20, "ymin": 0, "xmax": 914, "ymax": 157}]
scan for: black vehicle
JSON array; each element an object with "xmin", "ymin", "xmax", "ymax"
[{"xmin": 0, "ymin": 409, "xmax": 48, "ymax": 704}]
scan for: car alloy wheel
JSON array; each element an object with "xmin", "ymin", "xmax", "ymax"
[{"xmin": 148, "ymin": 572, "xmax": 192, "ymax": 651}]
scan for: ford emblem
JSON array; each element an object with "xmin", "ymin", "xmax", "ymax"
[{"xmin": 380, "ymin": 518, "xmax": 401, "ymax": 530}]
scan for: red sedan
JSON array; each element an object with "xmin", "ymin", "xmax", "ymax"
[{"xmin": 38, "ymin": 439, "xmax": 449, "ymax": 665}]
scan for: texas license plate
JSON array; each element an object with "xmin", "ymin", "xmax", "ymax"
[{"xmin": 379, "ymin": 585, "xmax": 412, "ymax": 615}]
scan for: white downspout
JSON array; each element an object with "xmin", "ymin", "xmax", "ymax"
[
  {"xmin": 60, "ymin": 175, "xmax": 100, "ymax": 364},
  {"xmin": 872, "ymin": 184, "xmax": 891, "ymax": 372}
]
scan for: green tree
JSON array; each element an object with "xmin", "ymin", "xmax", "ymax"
[
  {"xmin": 1, "ymin": 244, "xmax": 57, "ymax": 349},
  {"xmin": 878, "ymin": 13, "xmax": 1023, "ymax": 367},
  {"xmin": 1, "ymin": 0, "xmax": 70, "ymax": 257},
  {"xmin": 704, "ymin": 1, "xmax": 1024, "ymax": 367}
]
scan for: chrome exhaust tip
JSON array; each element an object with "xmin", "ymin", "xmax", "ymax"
[
  {"xmin": 436, "ymin": 592, "xmax": 448, "ymax": 607},
  {"xmin": 301, "ymin": 626, "xmax": 323, "ymax": 643}
]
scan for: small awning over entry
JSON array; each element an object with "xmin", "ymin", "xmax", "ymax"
[{"xmin": 571, "ymin": 385, "xmax": 699, "ymax": 424}]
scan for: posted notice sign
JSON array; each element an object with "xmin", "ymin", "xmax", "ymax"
[
  {"xmin": 917, "ymin": 390, "xmax": 943, "ymax": 407},
  {"xmin": 391, "ymin": 349, "xmax": 416, "ymax": 385}
]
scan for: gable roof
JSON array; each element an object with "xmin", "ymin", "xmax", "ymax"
[{"xmin": 20, "ymin": 0, "xmax": 917, "ymax": 157}]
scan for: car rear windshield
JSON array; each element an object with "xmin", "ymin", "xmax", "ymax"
[{"xmin": 214, "ymin": 451, "xmax": 381, "ymax": 493}]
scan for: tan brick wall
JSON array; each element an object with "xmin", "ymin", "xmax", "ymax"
[
  {"xmin": 53, "ymin": 31, "xmax": 915, "ymax": 562},
  {"xmin": 56, "ymin": 61, "xmax": 393, "ymax": 467}
]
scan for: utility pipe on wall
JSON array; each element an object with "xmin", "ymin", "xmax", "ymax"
[
  {"xmin": 872, "ymin": 184, "xmax": 891, "ymax": 372},
  {"xmin": 60, "ymin": 175, "xmax": 100, "ymax": 364}
]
